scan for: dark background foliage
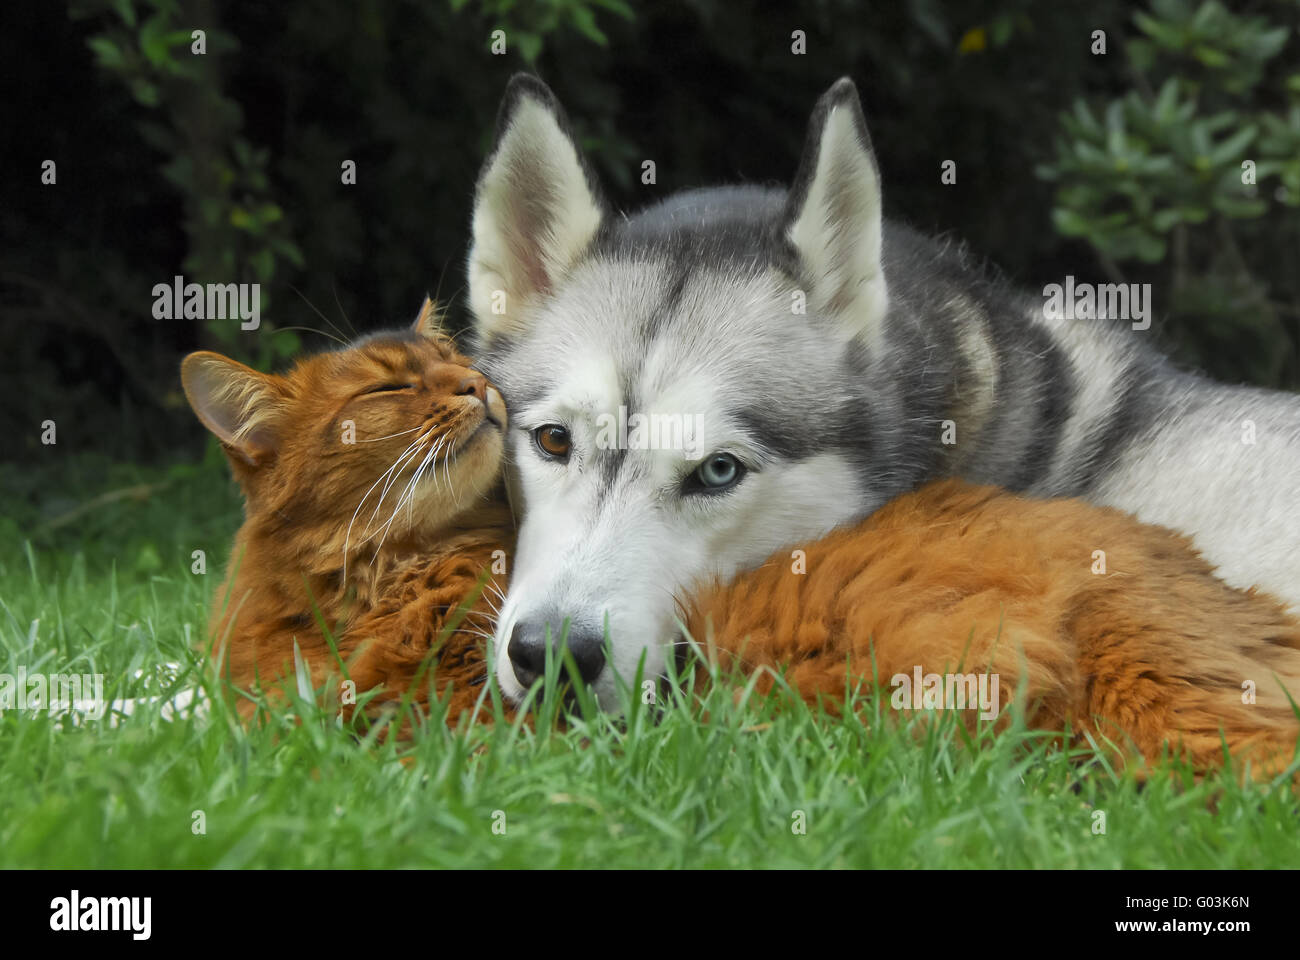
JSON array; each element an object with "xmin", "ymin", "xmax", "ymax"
[{"xmin": 3, "ymin": 0, "xmax": 1299, "ymax": 482}]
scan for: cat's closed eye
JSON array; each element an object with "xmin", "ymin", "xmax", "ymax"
[{"xmin": 361, "ymin": 382, "xmax": 416, "ymax": 396}]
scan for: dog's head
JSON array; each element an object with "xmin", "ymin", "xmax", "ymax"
[{"xmin": 468, "ymin": 74, "xmax": 899, "ymax": 707}]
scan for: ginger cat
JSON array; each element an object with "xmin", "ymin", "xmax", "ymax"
[
  {"xmin": 686, "ymin": 479, "xmax": 1300, "ymax": 778},
  {"xmin": 181, "ymin": 300, "xmax": 512, "ymax": 724}
]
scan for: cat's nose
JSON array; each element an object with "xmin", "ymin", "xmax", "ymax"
[
  {"xmin": 508, "ymin": 621, "xmax": 605, "ymax": 688},
  {"xmin": 456, "ymin": 373, "xmax": 488, "ymax": 401}
]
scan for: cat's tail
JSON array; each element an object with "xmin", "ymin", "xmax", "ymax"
[{"xmin": 1067, "ymin": 577, "xmax": 1300, "ymax": 782}]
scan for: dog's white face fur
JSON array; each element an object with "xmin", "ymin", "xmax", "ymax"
[
  {"xmin": 467, "ymin": 76, "xmax": 890, "ymax": 706},
  {"xmin": 486, "ymin": 261, "xmax": 868, "ymax": 704}
]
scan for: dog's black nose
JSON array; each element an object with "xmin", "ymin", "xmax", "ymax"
[{"xmin": 508, "ymin": 622, "xmax": 605, "ymax": 688}]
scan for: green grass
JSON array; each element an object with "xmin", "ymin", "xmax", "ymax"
[{"xmin": 2, "ymin": 454, "xmax": 1298, "ymax": 869}]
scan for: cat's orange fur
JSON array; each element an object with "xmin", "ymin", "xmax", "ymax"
[
  {"xmin": 686, "ymin": 479, "xmax": 1300, "ymax": 777},
  {"xmin": 181, "ymin": 300, "xmax": 513, "ymax": 725}
]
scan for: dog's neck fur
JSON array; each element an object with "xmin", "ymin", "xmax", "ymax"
[{"xmin": 859, "ymin": 220, "xmax": 1147, "ymax": 498}]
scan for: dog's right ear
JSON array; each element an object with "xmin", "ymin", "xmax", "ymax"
[
  {"xmin": 468, "ymin": 74, "xmax": 607, "ymax": 345},
  {"xmin": 181, "ymin": 351, "xmax": 284, "ymax": 467}
]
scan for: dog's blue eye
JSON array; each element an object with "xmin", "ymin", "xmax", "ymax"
[{"xmin": 689, "ymin": 453, "xmax": 744, "ymax": 493}]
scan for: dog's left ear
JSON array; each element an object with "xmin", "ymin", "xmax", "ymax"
[
  {"xmin": 468, "ymin": 74, "xmax": 607, "ymax": 346},
  {"xmin": 783, "ymin": 78, "xmax": 889, "ymax": 344}
]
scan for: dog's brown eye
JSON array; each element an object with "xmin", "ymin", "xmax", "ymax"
[{"xmin": 534, "ymin": 424, "xmax": 571, "ymax": 460}]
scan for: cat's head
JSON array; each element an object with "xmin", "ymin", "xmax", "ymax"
[{"xmin": 181, "ymin": 299, "xmax": 506, "ymax": 561}]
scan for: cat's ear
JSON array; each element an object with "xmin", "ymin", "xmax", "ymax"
[
  {"xmin": 783, "ymin": 78, "xmax": 889, "ymax": 345},
  {"xmin": 181, "ymin": 351, "xmax": 284, "ymax": 466},
  {"xmin": 411, "ymin": 297, "xmax": 443, "ymax": 339},
  {"xmin": 468, "ymin": 74, "xmax": 606, "ymax": 346}
]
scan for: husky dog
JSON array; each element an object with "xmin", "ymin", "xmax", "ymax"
[{"xmin": 466, "ymin": 74, "xmax": 1300, "ymax": 707}]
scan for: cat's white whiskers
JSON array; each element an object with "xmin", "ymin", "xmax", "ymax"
[
  {"xmin": 344, "ymin": 448, "xmax": 419, "ymax": 571},
  {"xmin": 357, "ymin": 425, "xmax": 424, "ymax": 443},
  {"xmin": 474, "ymin": 593, "xmax": 501, "ymax": 617},
  {"xmin": 343, "ymin": 431, "xmax": 431, "ymax": 578},
  {"xmin": 442, "ymin": 438, "xmax": 456, "ymax": 500},
  {"xmin": 428, "ymin": 436, "xmax": 449, "ymax": 492},
  {"xmin": 358, "ymin": 449, "xmax": 427, "ymax": 549},
  {"xmin": 358, "ymin": 434, "xmax": 434, "ymax": 542},
  {"xmin": 402, "ymin": 434, "xmax": 446, "ymax": 526},
  {"xmin": 370, "ymin": 434, "xmax": 446, "ymax": 554},
  {"xmin": 416, "ymin": 436, "xmax": 447, "ymax": 499},
  {"xmin": 368, "ymin": 433, "xmax": 432, "ymax": 527},
  {"xmin": 369, "ymin": 451, "xmax": 435, "ymax": 551}
]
